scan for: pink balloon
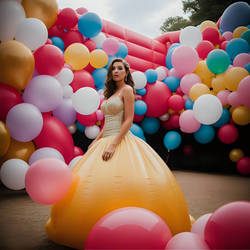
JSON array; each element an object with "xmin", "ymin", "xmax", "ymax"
[
  {"xmin": 70, "ymin": 70, "xmax": 95, "ymax": 92},
  {"xmin": 96, "ymin": 109, "xmax": 104, "ymax": 121},
  {"xmin": 168, "ymin": 68, "xmax": 183, "ymax": 78},
  {"xmin": 218, "ymin": 124, "xmax": 239, "ymax": 144},
  {"xmin": 57, "ymin": 8, "xmax": 78, "ymax": 30},
  {"xmin": 227, "ymin": 91, "xmax": 242, "ymax": 107},
  {"xmin": 233, "ymin": 53, "xmax": 250, "ymax": 68},
  {"xmin": 205, "ymin": 201, "xmax": 250, "ymax": 249},
  {"xmin": 176, "ymin": 86, "xmax": 184, "ymax": 96},
  {"xmin": 85, "ymin": 207, "xmax": 172, "ymax": 249},
  {"xmin": 196, "ymin": 40, "xmax": 214, "ymax": 59},
  {"xmin": 25, "ymin": 158, "xmax": 72, "ymax": 205},
  {"xmin": 166, "ymin": 232, "xmax": 210, "ymax": 249},
  {"xmin": 238, "ymin": 76, "xmax": 250, "ymax": 108},
  {"xmin": 222, "ymin": 31, "xmax": 233, "ymax": 41},
  {"xmin": 180, "ymin": 73, "xmax": 201, "ymax": 95},
  {"xmin": 76, "ymin": 7, "xmax": 88, "ymax": 15},
  {"xmin": 202, "ymin": 27, "xmax": 220, "ymax": 45},
  {"xmin": 168, "ymin": 95, "xmax": 185, "ymax": 111},
  {"xmin": 217, "ymin": 90, "xmax": 230, "ymax": 106},
  {"xmin": 102, "ymin": 38, "xmax": 119, "ymax": 55},
  {"xmin": 237, "ymin": 157, "xmax": 250, "ymax": 175},
  {"xmin": 172, "ymin": 45, "xmax": 199, "ymax": 76},
  {"xmin": 191, "ymin": 213, "xmax": 212, "ymax": 241},
  {"xmin": 179, "ymin": 110, "xmax": 201, "ymax": 133},
  {"xmin": 219, "ymin": 40, "xmax": 229, "ymax": 50}
]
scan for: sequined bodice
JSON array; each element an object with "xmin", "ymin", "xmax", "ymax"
[{"xmin": 100, "ymin": 96, "xmax": 124, "ymax": 137}]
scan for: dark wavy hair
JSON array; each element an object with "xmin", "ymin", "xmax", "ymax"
[{"xmin": 104, "ymin": 58, "xmax": 136, "ymax": 99}]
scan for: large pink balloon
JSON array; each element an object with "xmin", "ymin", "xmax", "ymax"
[
  {"xmin": 204, "ymin": 201, "xmax": 250, "ymax": 249},
  {"xmin": 34, "ymin": 115, "xmax": 74, "ymax": 164},
  {"xmin": 217, "ymin": 90, "xmax": 230, "ymax": 106},
  {"xmin": 143, "ymin": 81, "xmax": 171, "ymax": 117},
  {"xmin": 102, "ymin": 38, "xmax": 119, "ymax": 55},
  {"xmin": 85, "ymin": 207, "xmax": 172, "ymax": 249},
  {"xmin": 179, "ymin": 110, "xmax": 201, "ymax": 133},
  {"xmin": 25, "ymin": 158, "xmax": 72, "ymax": 205},
  {"xmin": 233, "ymin": 53, "xmax": 250, "ymax": 68},
  {"xmin": 237, "ymin": 76, "xmax": 250, "ymax": 108}
]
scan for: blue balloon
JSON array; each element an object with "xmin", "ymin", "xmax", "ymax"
[
  {"xmin": 241, "ymin": 30, "xmax": 250, "ymax": 46},
  {"xmin": 163, "ymin": 131, "xmax": 182, "ymax": 150},
  {"xmin": 104, "ymin": 56, "xmax": 117, "ymax": 69},
  {"xmin": 115, "ymin": 43, "xmax": 128, "ymax": 58},
  {"xmin": 145, "ymin": 69, "xmax": 158, "ymax": 83},
  {"xmin": 194, "ymin": 125, "xmax": 215, "ymax": 144},
  {"xmin": 136, "ymin": 88, "xmax": 147, "ymax": 96},
  {"xmin": 76, "ymin": 121, "xmax": 85, "ymax": 132},
  {"xmin": 212, "ymin": 108, "xmax": 230, "ymax": 128},
  {"xmin": 51, "ymin": 36, "xmax": 65, "ymax": 51},
  {"xmin": 130, "ymin": 123, "xmax": 146, "ymax": 141},
  {"xmin": 78, "ymin": 12, "xmax": 103, "ymax": 38},
  {"xmin": 245, "ymin": 63, "xmax": 250, "ymax": 74},
  {"xmin": 134, "ymin": 100, "xmax": 147, "ymax": 116},
  {"xmin": 92, "ymin": 68, "xmax": 107, "ymax": 90},
  {"xmin": 185, "ymin": 99, "xmax": 194, "ymax": 110},
  {"xmin": 163, "ymin": 76, "xmax": 180, "ymax": 91},
  {"xmin": 166, "ymin": 43, "xmax": 180, "ymax": 69},
  {"xmin": 220, "ymin": 2, "xmax": 250, "ymax": 33},
  {"xmin": 226, "ymin": 38, "xmax": 249, "ymax": 60},
  {"xmin": 141, "ymin": 117, "xmax": 160, "ymax": 134}
]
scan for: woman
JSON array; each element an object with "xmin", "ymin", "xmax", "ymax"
[{"xmin": 46, "ymin": 58, "xmax": 191, "ymax": 249}]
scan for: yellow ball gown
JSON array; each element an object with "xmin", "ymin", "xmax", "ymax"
[{"xmin": 46, "ymin": 96, "xmax": 191, "ymax": 249}]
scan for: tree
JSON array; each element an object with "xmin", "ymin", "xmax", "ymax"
[{"xmin": 160, "ymin": 16, "xmax": 191, "ymax": 32}]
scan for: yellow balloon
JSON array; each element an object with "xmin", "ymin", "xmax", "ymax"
[
  {"xmin": 0, "ymin": 40, "xmax": 35, "ymax": 90},
  {"xmin": 194, "ymin": 60, "xmax": 215, "ymax": 88},
  {"xmin": 0, "ymin": 138, "xmax": 35, "ymax": 166},
  {"xmin": 211, "ymin": 74, "xmax": 226, "ymax": 93},
  {"xmin": 200, "ymin": 20, "xmax": 219, "ymax": 32},
  {"xmin": 229, "ymin": 148, "xmax": 244, "ymax": 162},
  {"xmin": 22, "ymin": 0, "xmax": 58, "ymax": 29},
  {"xmin": 189, "ymin": 83, "xmax": 210, "ymax": 101},
  {"xmin": 90, "ymin": 49, "xmax": 108, "ymax": 69},
  {"xmin": 233, "ymin": 26, "xmax": 248, "ymax": 38},
  {"xmin": 64, "ymin": 43, "xmax": 90, "ymax": 71},
  {"xmin": 224, "ymin": 67, "xmax": 249, "ymax": 91},
  {"xmin": 229, "ymin": 106, "xmax": 236, "ymax": 114},
  {"xmin": 0, "ymin": 121, "xmax": 11, "ymax": 158},
  {"xmin": 189, "ymin": 214, "xmax": 196, "ymax": 226},
  {"xmin": 232, "ymin": 105, "xmax": 250, "ymax": 125}
]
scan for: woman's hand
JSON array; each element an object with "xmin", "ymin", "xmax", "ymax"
[{"xmin": 102, "ymin": 143, "xmax": 116, "ymax": 161}]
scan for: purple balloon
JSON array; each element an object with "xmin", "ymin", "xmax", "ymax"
[
  {"xmin": 53, "ymin": 98, "xmax": 76, "ymax": 126},
  {"xmin": 6, "ymin": 103, "xmax": 43, "ymax": 142}
]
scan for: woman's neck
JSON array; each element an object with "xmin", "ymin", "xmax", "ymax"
[{"xmin": 115, "ymin": 80, "xmax": 126, "ymax": 91}]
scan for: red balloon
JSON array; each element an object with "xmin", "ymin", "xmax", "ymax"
[
  {"xmin": 219, "ymin": 41, "xmax": 229, "ymax": 50},
  {"xmin": 48, "ymin": 24, "xmax": 65, "ymax": 38},
  {"xmin": 143, "ymin": 81, "xmax": 171, "ymax": 117},
  {"xmin": 237, "ymin": 157, "xmax": 250, "ymax": 175},
  {"xmin": 70, "ymin": 70, "xmax": 95, "ymax": 92},
  {"xmin": 204, "ymin": 201, "xmax": 250, "ymax": 249},
  {"xmin": 34, "ymin": 45, "xmax": 64, "ymax": 76},
  {"xmin": 0, "ymin": 83, "xmax": 23, "ymax": 120},
  {"xmin": 62, "ymin": 30, "xmax": 84, "ymax": 49},
  {"xmin": 136, "ymin": 94, "xmax": 143, "ymax": 101},
  {"xmin": 46, "ymin": 38, "xmax": 53, "ymax": 45},
  {"xmin": 183, "ymin": 144, "xmax": 194, "ymax": 156},
  {"xmin": 161, "ymin": 120, "xmax": 173, "ymax": 130},
  {"xmin": 196, "ymin": 40, "xmax": 214, "ymax": 59},
  {"xmin": 176, "ymin": 86, "xmax": 184, "ymax": 96},
  {"xmin": 218, "ymin": 124, "xmax": 239, "ymax": 144},
  {"xmin": 73, "ymin": 146, "xmax": 84, "ymax": 158},
  {"xmin": 85, "ymin": 207, "xmax": 172, "ymax": 249},
  {"xmin": 202, "ymin": 27, "xmax": 220, "ymax": 45},
  {"xmin": 34, "ymin": 116, "xmax": 74, "ymax": 164},
  {"xmin": 169, "ymin": 113, "xmax": 180, "ymax": 128},
  {"xmin": 84, "ymin": 63, "xmax": 95, "ymax": 74},
  {"xmin": 168, "ymin": 95, "xmax": 185, "ymax": 111},
  {"xmin": 84, "ymin": 39, "xmax": 96, "ymax": 52},
  {"xmin": 77, "ymin": 112, "xmax": 97, "ymax": 126},
  {"xmin": 57, "ymin": 8, "xmax": 78, "ymax": 30},
  {"xmin": 133, "ymin": 114, "xmax": 144, "ymax": 123}
]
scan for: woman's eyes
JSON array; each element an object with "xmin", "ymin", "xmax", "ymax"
[{"xmin": 112, "ymin": 67, "xmax": 124, "ymax": 70}]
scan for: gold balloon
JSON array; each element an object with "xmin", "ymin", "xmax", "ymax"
[
  {"xmin": 224, "ymin": 67, "xmax": 249, "ymax": 91},
  {"xmin": 229, "ymin": 148, "xmax": 244, "ymax": 162},
  {"xmin": 0, "ymin": 40, "xmax": 34, "ymax": 90},
  {"xmin": 233, "ymin": 26, "xmax": 248, "ymax": 38},
  {"xmin": 200, "ymin": 20, "xmax": 219, "ymax": 32},
  {"xmin": 0, "ymin": 138, "xmax": 35, "ymax": 166},
  {"xmin": 211, "ymin": 74, "xmax": 226, "ymax": 93},
  {"xmin": 0, "ymin": 121, "xmax": 11, "ymax": 158},
  {"xmin": 232, "ymin": 105, "xmax": 250, "ymax": 125},
  {"xmin": 189, "ymin": 83, "xmax": 210, "ymax": 101},
  {"xmin": 90, "ymin": 49, "xmax": 109, "ymax": 69},
  {"xmin": 22, "ymin": 0, "xmax": 58, "ymax": 29}
]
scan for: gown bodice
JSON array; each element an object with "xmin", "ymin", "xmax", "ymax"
[{"xmin": 100, "ymin": 96, "xmax": 124, "ymax": 138}]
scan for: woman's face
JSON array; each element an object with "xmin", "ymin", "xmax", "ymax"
[{"xmin": 112, "ymin": 62, "xmax": 127, "ymax": 82}]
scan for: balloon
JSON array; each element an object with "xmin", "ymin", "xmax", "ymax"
[
  {"xmin": 185, "ymin": 99, "xmax": 194, "ymax": 110},
  {"xmin": 0, "ymin": 40, "xmax": 34, "ymax": 90},
  {"xmin": 130, "ymin": 123, "xmax": 146, "ymax": 140},
  {"xmin": 76, "ymin": 7, "xmax": 88, "ymax": 15},
  {"xmin": 136, "ymin": 88, "xmax": 147, "ymax": 96},
  {"xmin": 180, "ymin": 73, "xmax": 201, "ymax": 95},
  {"xmin": 22, "ymin": 0, "xmax": 58, "ymax": 29},
  {"xmin": 141, "ymin": 117, "xmax": 160, "ymax": 134},
  {"xmin": 85, "ymin": 207, "xmax": 172, "ymax": 249},
  {"xmin": 57, "ymin": 8, "xmax": 78, "ymax": 30},
  {"xmin": 89, "ymin": 49, "xmax": 108, "ymax": 68},
  {"xmin": 73, "ymin": 146, "xmax": 84, "ymax": 158},
  {"xmin": 179, "ymin": 110, "xmax": 200, "ymax": 133},
  {"xmin": 241, "ymin": 30, "xmax": 250, "ymax": 46},
  {"xmin": 229, "ymin": 148, "xmax": 244, "ymax": 163},
  {"xmin": 226, "ymin": 38, "xmax": 249, "ymax": 60},
  {"xmin": 193, "ymin": 94, "xmax": 223, "ymax": 125},
  {"xmin": 102, "ymin": 38, "xmax": 120, "ymax": 56},
  {"xmin": 222, "ymin": 31, "xmax": 233, "ymax": 41},
  {"xmin": 169, "ymin": 114, "xmax": 180, "ymax": 128},
  {"xmin": 202, "ymin": 27, "xmax": 220, "ymax": 45},
  {"xmin": 237, "ymin": 157, "xmax": 250, "ymax": 175},
  {"xmin": 84, "ymin": 39, "xmax": 96, "ymax": 52},
  {"xmin": 163, "ymin": 131, "xmax": 182, "ymax": 150},
  {"xmin": 200, "ymin": 20, "xmax": 218, "ymax": 32},
  {"xmin": 156, "ymin": 66, "xmax": 168, "ymax": 81},
  {"xmin": 68, "ymin": 123, "xmax": 77, "ymax": 135},
  {"xmin": 168, "ymin": 95, "xmax": 185, "ymax": 111},
  {"xmin": 232, "ymin": 105, "xmax": 250, "ymax": 125},
  {"xmin": 216, "ymin": 89, "xmax": 230, "ymax": 106},
  {"xmin": 77, "ymin": 112, "xmax": 97, "ymax": 127},
  {"xmin": 0, "ymin": 159, "xmax": 29, "ymax": 190},
  {"xmin": 134, "ymin": 100, "xmax": 147, "ymax": 116},
  {"xmin": 163, "ymin": 76, "xmax": 180, "ymax": 92},
  {"xmin": 64, "ymin": 43, "xmax": 90, "ymax": 70},
  {"xmin": 115, "ymin": 43, "xmax": 128, "ymax": 58},
  {"xmin": 92, "ymin": 68, "xmax": 107, "ymax": 90},
  {"xmin": 91, "ymin": 32, "xmax": 106, "ymax": 47},
  {"xmin": 180, "ymin": 26, "xmax": 203, "ymax": 48},
  {"xmin": 233, "ymin": 53, "xmax": 250, "ymax": 68},
  {"xmin": 212, "ymin": 74, "xmax": 226, "ymax": 93},
  {"xmin": 159, "ymin": 113, "xmax": 170, "ymax": 122},
  {"xmin": 237, "ymin": 75, "xmax": 250, "ymax": 108},
  {"xmin": 165, "ymin": 43, "xmax": 180, "ymax": 69},
  {"xmin": 194, "ymin": 125, "xmax": 215, "ymax": 144},
  {"xmin": 233, "ymin": 26, "xmax": 248, "ymax": 39},
  {"xmin": 227, "ymin": 91, "xmax": 242, "ymax": 107},
  {"xmin": 189, "ymin": 83, "xmax": 210, "ymax": 101},
  {"xmin": 196, "ymin": 40, "xmax": 214, "ymax": 59},
  {"xmin": 145, "ymin": 69, "xmax": 158, "ymax": 83},
  {"xmin": 68, "ymin": 155, "xmax": 82, "ymax": 170},
  {"xmin": 218, "ymin": 124, "xmax": 238, "ymax": 144},
  {"xmin": 213, "ymin": 108, "xmax": 230, "ymax": 127},
  {"xmin": 84, "ymin": 125, "xmax": 100, "ymax": 139},
  {"xmin": 51, "ymin": 36, "xmax": 65, "ymax": 51},
  {"xmin": 25, "ymin": 158, "xmax": 72, "ymax": 205},
  {"xmin": 63, "ymin": 85, "xmax": 73, "ymax": 98},
  {"xmin": 55, "ymin": 68, "xmax": 74, "ymax": 87},
  {"xmin": 0, "ymin": 121, "xmax": 11, "ymax": 157},
  {"xmin": 204, "ymin": 201, "xmax": 250, "ymax": 249},
  {"xmin": 71, "ymin": 70, "xmax": 95, "ymax": 92},
  {"xmin": 62, "ymin": 30, "xmax": 84, "ymax": 49}
]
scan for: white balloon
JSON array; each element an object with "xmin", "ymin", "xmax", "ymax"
[
  {"xmin": 180, "ymin": 26, "xmax": 203, "ymax": 48},
  {"xmin": 68, "ymin": 155, "xmax": 82, "ymax": 170},
  {"xmin": 0, "ymin": 159, "xmax": 29, "ymax": 190},
  {"xmin": 85, "ymin": 125, "xmax": 100, "ymax": 139},
  {"xmin": 132, "ymin": 71, "xmax": 147, "ymax": 89},
  {"xmin": 193, "ymin": 94, "xmax": 223, "ymax": 125},
  {"xmin": 91, "ymin": 32, "xmax": 106, "ymax": 47},
  {"xmin": 72, "ymin": 87, "xmax": 100, "ymax": 115},
  {"xmin": 68, "ymin": 123, "xmax": 77, "ymax": 134},
  {"xmin": 63, "ymin": 85, "xmax": 73, "ymax": 98},
  {"xmin": 156, "ymin": 66, "xmax": 168, "ymax": 81},
  {"xmin": 0, "ymin": 0, "xmax": 25, "ymax": 41},
  {"xmin": 55, "ymin": 68, "xmax": 74, "ymax": 86},
  {"xmin": 15, "ymin": 18, "xmax": 48, "ymax": 50},
  {"xmin": 159, "ymin": 113, "xmax": 170, "ymax": 121}
]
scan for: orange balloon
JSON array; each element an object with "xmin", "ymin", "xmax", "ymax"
[
  {"xmin": 189, "ymin": 83, "xmax": 210, "ymax": 101},
  {"xmin": 211, "ymin": 74, "xmax": 226, "ymax": 93},
  {"xmin": 0, "ymin": 138, "xmax": 35, "ymax": 165},
  {"xmin": 229, "ymin": 148, "xmax": 244, "ymax": 162},
  {"xmin": 232, "ymin": 106, "xmax": 250, "ymax": 125},
  {"xmin": 224, "ymin": 67, "xmax": 249, "ymax": 91},
  {"xmin": 200, "ymin": 20, "xmax": 219, "ymax": 32},
  {"xmin": 233, "ymin": 26, "xmax": 248, "ymax": 38},
  {"xmin": 0, "ymin": 121, "xmax": 11, "ymax": 157},
  {"xmin": 90, "ymin": 49, "xmax": 108, "ymax": 68},
  {"xmin": 0, "ymin": 40, "xmax": 34, "ymax": 90},
  {"xmin": 22, "ymin": 0, "xmax": 58, "ymax": 29}
]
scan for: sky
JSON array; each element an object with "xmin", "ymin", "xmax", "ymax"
[{"xmin": 57, "ymin": 0, "xmax": 186, "ymax": 38}]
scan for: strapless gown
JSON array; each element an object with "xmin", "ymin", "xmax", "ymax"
[{"xmin": 46, "ymin": 97, "xmax": 191, "ymax": 249}]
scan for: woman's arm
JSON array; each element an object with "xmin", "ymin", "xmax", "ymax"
[{"xmin": 88, "ymin": 127, "xmax": 104, "ymax": 150}]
